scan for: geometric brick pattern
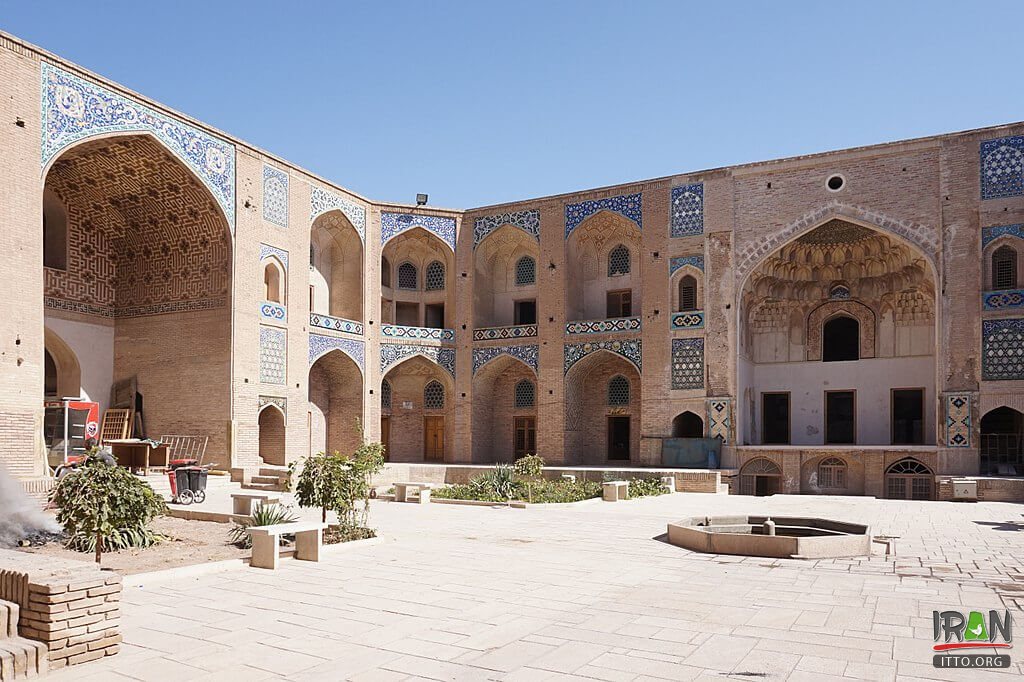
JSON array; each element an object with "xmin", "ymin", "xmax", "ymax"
[
  {"xmin": 565, "ymin": 193, "xmax": 642, "ymax": 238},
  {"xmin": 42, "ymin": 63, "xmax": 236, "ymax": 227},
  {"xmin": 707, "ymin": 398, "xmax": 731, "ymax": 444},
  {"xmin": 670, "ymin": 183, "xmax": 703, "ymax": 237},
  {"xmin": 381, "ymin": 212, "xmax": 456, "ymax": 251},
  {"xmin": 474, "ymin": 210, "xmax": 540, "ymax": 247},
  {"xmin": 44, "ymin": 135, "xmax": 230, "ymax": 316},
  {"xmin": 945, "ymin": 393, "xmax": 971, "ymax": 448},
  {"xmin": 982, "ymin": 318, "xmax": 1024, "ymax": 380},
  {"xmin": 564, "ymin": 339, "xmax": 641, "ymax": 375},
  {"xmin": 472, "ymin": 345, "xmax": 539, "ymax": 375},
  {"xmin": 262, "ymin": 165, "xmax": 289, "ymax": 228},
  {"xmin": 259, "ymin": 326, "xmax": 287, "ymax": 384},
  {"xmin": 310, "ymin": 186, "xmax": 366, "ymax": 242},
  {"xmin": 671, "ymin": 338, "xmax": 704, "ymax": 389},
  {"xmin": 980, "ymin": 135, "xmax": 1024, "ymax": 200}
]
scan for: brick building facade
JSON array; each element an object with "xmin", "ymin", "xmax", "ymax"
[{"xmin": 3, "ymin": 32, "xmax": 1023, "ymax": 498}]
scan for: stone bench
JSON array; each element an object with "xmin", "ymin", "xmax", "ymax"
[
  {"xmin": 394, "ymin": 482, "xmax": 434, "ymax": 503},
  {"xmin": 249, "ymin": 521, "xmax": 327, "ymax": 570},
  {"xmin": 602, "ymin": 480, "xmax": 629, "ymax": 502},
  {"xmin": 231, "ymin": 492, "xmax": 281, "ymax": 515},
  {"xmin": 661, "ymin": 476, "xmax": 676, "ymax": 493}
]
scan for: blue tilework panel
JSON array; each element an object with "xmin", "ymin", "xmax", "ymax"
[
  {"xmin": 381, "ymin": 344, "xmax": 455, "ymax": 378},
  {"xmin": 259, "ymin": 244, "xmax": 289, "ymax": 270},
  {"xmin": 669, "ymin": 255, "xmax": 704, "ymax": 276},
  {"xmin": 309, "ymin": 334, "xmax": 365, "ymax": 372},
  {"xmin": 981, "ymin": 136, "xmax": 1024, "ymax": 200},
  {"xmin": 259, "ymin": 326, "xmax": 286, "ymax": 384},
  {"xmin": 670, "ymin": 184, "xmax": 704, "ymax": 237},
  {"xmin": 563, "ymin": 339, "xmax": 641, "ymax": 374},
  {"xmin": 262, "ymin": 165, "xmax": 289, "ymax": 227},
  {"xmin": 984, "ymin": 289, "xmax": 1024, "ymax": 310},
  {"xmin": 42, "ymin": 63, "xmax": 236, "ymax": 228},
  {"xmin": 381, "ymin": 213, "xmax": 456, "ymax": 251},
  {"xmin": 472, "ymin": 345, "xmax": 539, "ymax": 374},
  {"xmin": 982, "ymin": 224, "xmax": 1024, "ymax": 249},
  {"xmin": 707, "ymin": 398, "xmax": 731, "ymax": 444},
  {"xmin": 982, "ymin": 318, "xmax": 1024, "ymax": 380},
  {"xmin": 473, "ymin": 325, "xmax": 538, "ymax": 341},
  {"xmin": 671, "ymin": 338, "xmax": 704, "ymax": 390},
  {"xmin": 474, "ymin": 210, "xmax": 540, "ymax": 247},
  {"xmin": 259, "ymin": 301, "xmax": 287, "ymax": 325},
  {"xmin": 565, "ymin": 193, "xmax": 642, "ymax": 238},
  {"xmin": 945, "ymin": 393, "xmax": 971, "ymax": 448},
  {"xmin": 310, "ymin": 186, "xmax": 367, "ymax": 242}
]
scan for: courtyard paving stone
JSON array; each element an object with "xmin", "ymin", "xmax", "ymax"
[{"xmin": 46, "ymin": 492, "xmax": 1024, "ymax": 680}]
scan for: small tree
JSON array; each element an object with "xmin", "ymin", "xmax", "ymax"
[
  {"xmin": 51, "ymin": 450, "xmax": 166, "ymax": 563},
  {"xmin": 338, "ymin": 441, "xmax": 385, "ymax": 530},
  {"xmin": 513, "ymin": 455, "xmax": 544, "ymax": 503},
  {"xmin": 293, "ymin": 451, "xmax": 351, "ymax": 523}
]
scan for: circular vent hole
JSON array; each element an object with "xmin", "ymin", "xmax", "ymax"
[{"xmin": 826, "ymin": 175, "xmax": 845, "ymax": 192}]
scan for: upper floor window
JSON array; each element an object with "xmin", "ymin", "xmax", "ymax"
[
  {"xmin": 608, "ymin": 375, "xmax": 630, "ymax": 406},
  {"xmin": 608, "ymin": 244, "xmax": 630, "ymax": 276},
  {"xmin": 397, "ymin": 262, "xmax": 418, "ymax": 290},
  {"xmin": 678, "ymin": 275, "xmax": 697, "ymax": 311},
  {"xmin": 607, "ymin": 289, "xmax": 632, "ymax": 318},
  {"xmin": 425, "ymin": 260, "xmax": 446, "ymax": 291},
  {"xmin": 822, "ymin": 316, "xmax": 859, "ymax": 362},
  {"xmin": 381, "ymin": 257, "xmax": 392, "ymax": 287},
  {"xmin": 381, "ymin": 380, "xmax": 392, "ymax": 409},
  {"xmin": 264, "ymin": 261, "xmax": 284, "ymax": 304},
  {"xmin": 515, "ymin": 256, "xmax": 536, "ymax": 286},
  {"xmin": 993, "ymin": 245, "xmax": 1018, "ymax": 290},
  {"xmin": 424, "ymin": 380, "xmax": 445, "ymax": 410},
  {"xmin": 514, "ymin": 379, "xmax": 535, "ymax": 408}
]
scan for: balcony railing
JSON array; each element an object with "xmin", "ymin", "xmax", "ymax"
[
  {"xmin": 983, "ymin": 289, "xmax": 1024, "ymax": 310},
  {"xmin": 473, "ymin": 324, "xmax": 538, "ymax": 341},
  {"xmin": 565, "ymin": 316, "xmax": 641, "ymax": 335},
  {"xmin": 381, "ymin": 324, "xmax": 455, "ymax": 342},
  {"xmin": 259, "ymin": 301, "xmax": 286, "ymax": 324},
  {"xmin": 309, "ymin": 312, "xmax": 363, "ymax": 335},
  {"xmin": 671, "ymin": 310, "xmax": 704, "ymax": 330}
]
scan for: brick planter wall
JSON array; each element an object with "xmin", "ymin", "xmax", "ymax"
[{"xmin": 0, "ymin": 549, "xmax": 121, "ymax": 670}]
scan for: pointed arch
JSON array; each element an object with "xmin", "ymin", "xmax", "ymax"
[{"xmin": 43, "ymin": 327, "xmax": 81, "ymax": 400}]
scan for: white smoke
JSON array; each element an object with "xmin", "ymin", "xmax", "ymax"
[{"xmin": 0, "ymin": 464, "xmax": 60, "ymax": 547}]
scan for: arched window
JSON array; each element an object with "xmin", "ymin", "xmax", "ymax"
[
  {"xmin": 264, "ymin": 261, "xmax": 283, "ymax": 303},
  {"xmin": 381, "ymin": 380, "xmax": 392, "ymax": 409},
  {"xmin": 608, "ymin": 375, "xmax": 630, "ymax": 406},
  {"xmin": 822, "ymin": 316, "xmax": 859, "ymax": 362},
  {"xmin": 829, "ymin": 283, "xmax": 851, "ymax": 300},
  {"xmin": 608, "ymin": 244, "xmax": 630, "ymax": 276},
  {"xmin": 381, "ymin": 257, "xmax": 392, "ymax": 287},
  {"xmin": 397, "ymin": 262, "xmax": 418, "ymax": 290},
  {"xmin": 43, "ymin": 188, "xmax": 67, "ymax": 271},
  {"xmin": 678, "ymin": 275, "xmax": 697, "ymax": 311},
  {"xmin": 993, "ymin": 245, "xmax": 1018, "ymax": 290},
  {"xmin": 424, "ymin": 380, "xmax": 445, "ymax": 409},
  {"xmin": 672, "ymin": 411, "xmax": 703, "ymax": 438},
  {"xmin": 44, "ymin": 350, "xmax": 58, "ymax": 398},
  {"xmin": 514, "ymin": 379, "xmax": 535, "ymax": 408},
  {"xmin": 817, "ymin": 457, "xmax": 847, "ymax": 489},
  {"xmin": 425, "ymin": 260, "xmax": 446, "ymax": 291},
  {"xmin": 884, "ymin": 457, "xmax": 933, "ymax": 500},
  {"xmin": 515, "ymin": 256, "xmax": 536, "ymax": 286}
]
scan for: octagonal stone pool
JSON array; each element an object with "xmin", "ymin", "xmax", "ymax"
[{"xmin": 666, "ymin": 515, "xmax": 872, "ymax": 559}]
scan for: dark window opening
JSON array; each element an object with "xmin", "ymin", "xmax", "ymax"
[
  {"xmin": 822, "ymin": 316, "xmax": 859, "ymax": 362},
  {"xmin": 891, "ymin": 389, "xmax": 924, "ymax": 445},
  {"xmin": 381, "ymin": 257, "xmax": 391, "ymax": 287},
  {"xmin": 671, "ymin": 412, "xmax": 703, "ymax": 438},
  {"xmin": 44, "ymin": 350, "xmax": 58, "ymax": 397},
  {"xmin": 762, "ymin": 393, "xmax": 791, "ymax": 445},
  {"xmin": 678, "ymin": 275, "xmax": 697, "ymax": 311},
  {"xmin": 606, "ymin": 289, "xmax": 632, "ymax": 318},
  {"xmin": 396, "ymin": 301, "xmax": 418, "ymax": 326},
  {"xmin": 825, "ymin": 391, "xmax": 855, "ymax": 444},
  {"xmin": 993, "ymin": 246, "xmax": 1017, "ymax": 291},
  {"xmin": 424, "ymin": 303, "xmax": 445, "ymax": 329},
  {"xmin": 981, "ymin": 407, "xmax": 1024, "ymax": 476},
  {"xmin": 514, "ymin": 300, "xmax": 537, "ymax": 326}
]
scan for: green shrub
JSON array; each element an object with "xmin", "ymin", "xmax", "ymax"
[
  {"xmin": 624, "ymin": 477, "xmax": 671, "ymax": 498},
  {"xmin": 228, "ymin": 502, "xmax": 298, "ymax": 548},
  {"xmin": 51, "ymin": 451, "xmax": 167, "ymax": 562},
  {"xmin": 292, "ymin": 438, "xmax": 385, "ymax": 541},
  {"xmin": 513, "ymin": 455, "xmax": 544, "ymax": 479},
  {"xmin": 432, "ymin": 469, "xmax": 601, "ymax": 504}
]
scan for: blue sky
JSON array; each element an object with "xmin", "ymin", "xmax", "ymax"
[{"xmin": 4, "ymin": 1, "xmax": 1022, "ymax": 208}]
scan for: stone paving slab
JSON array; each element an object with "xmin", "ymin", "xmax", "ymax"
[{"xmin": 47, "ymin": 493, "xmax": 1024, "ymax": 680}]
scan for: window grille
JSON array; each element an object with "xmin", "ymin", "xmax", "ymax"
[
  {"xmin": 608, "ymin": 375, "xmax": 630, "ymax": 406},
  {"xmin": 608, "ymin": 245, "xmax": 630, "ymax": 276},
  {"xmin": 678, "ymin": 276, "xmax": 697, "ymax": 311},
  {"xmin": 514, "ymin": 379, "xmax": 535, "ymax": 408},
  {"xmin": 425, "ymin": 261, "xmax": 446, "ymax": 290},
  {"xmin": 515, "ymin": 256, "xmax": 536, "ymax": 286},
  {"xmin": 397, "ymin": 262, "xmax": 418, "ymax": 290},
  {"xmin": 993, "ymin": 246, "xmax": 1017, "ymax": 290},
  {"xmin": 424, "ymin": 380, "xmax": 444, "ymax": 409},
  {"xmin": 381, "ymin": 380, "xmax": 392, "ymax": 409}
]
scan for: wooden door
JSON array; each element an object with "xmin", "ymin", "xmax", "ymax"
[
  {"xmin": 424, "ymin": 416, "xmax": 444, "ymax": 462},
  {"xmin": 380, "ymin": 417, "xmax": 390, "ymax": 461},
  {"xmin": 514, "ymin": 417, "xmax": 536, "ymax": 459}
]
